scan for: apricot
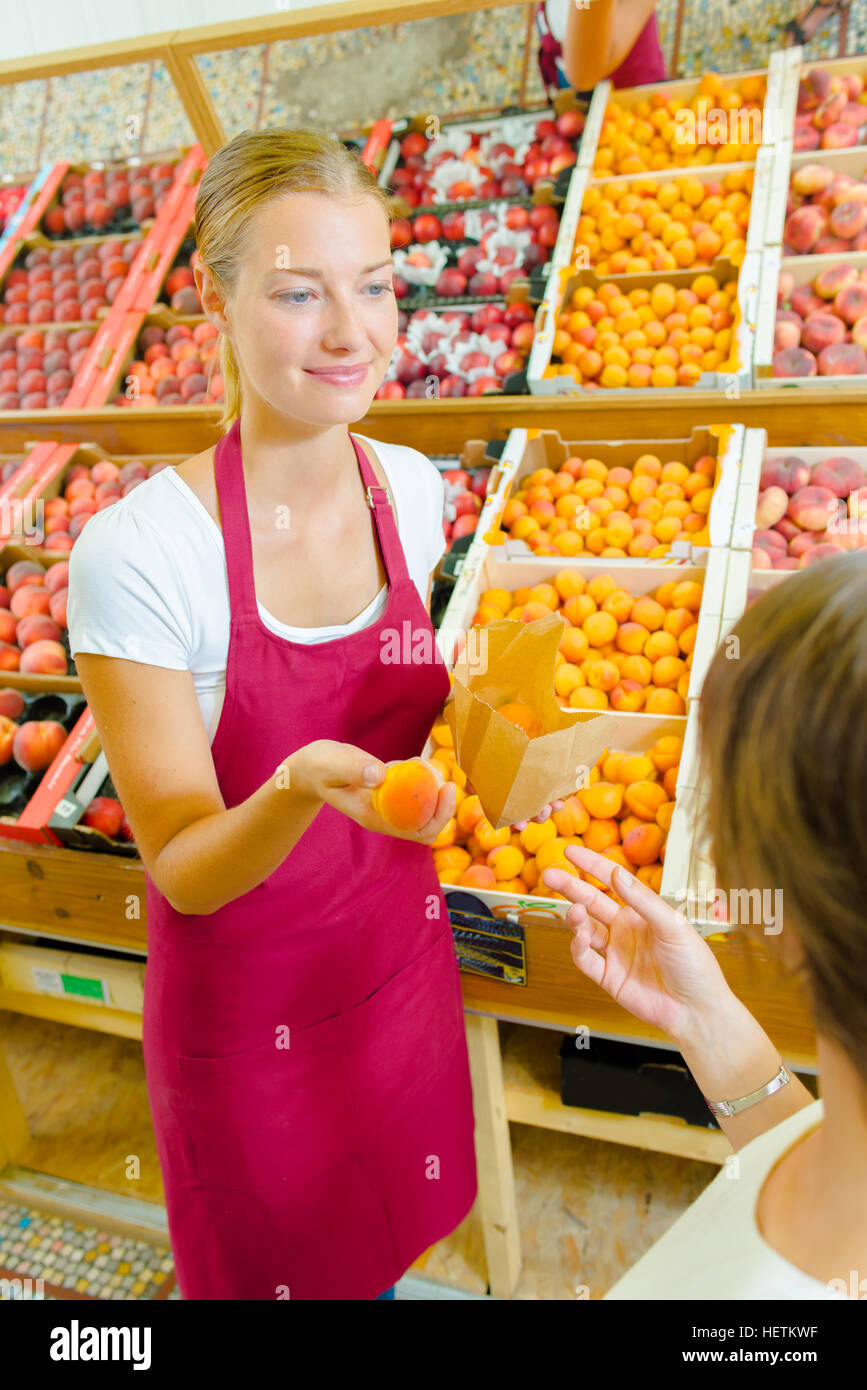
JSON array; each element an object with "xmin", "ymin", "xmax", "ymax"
[
  {"xmin": 519, "ymin": 819, "xmax": 557, "ymax": 854},
  {"xmin": 621, "ymin": 654, "xmax": 652, "ymax": 685},
  {"xmin": 617, "ymin": 753, "xmax": 656, "ymax": 785},
  {"xmin": 624, "ymin": 780, "xmax": 670, "ymax": 820},
  {"xmin": 520, "ymin": 858, "xmax": 540, "ymax": 889},
  {"xmin": 623, "ymin": 823, "xmax": 665, "ymax": 867},
  {"xmin": 631, "ymin": 597, "xmax": 665, "ymax": 631},
  {"xmin": 610, "ymin": 678, "xmax": 646, "ymax": 711},
  {"xmin": 560, "ymin": 628, "xmax": 590, "ymax": 663},
  {"xmin": 569, "ymin": 687, "xmax": 609, "ymax": 711},
  {"xmin": 656, "ymin": 801, "xmax": 674, "ymax": 833},
  {"xmin": 459, "ymin": 865, "xmax": 497, "ymax": 890},
  {"xmin": 650, "ymin": 736, "xmax": 683, "ymax": 773},
  {"xmin": 583, "ymin": 818, "xmax": 620, "ymax": 852},
  {"xmin": 475, "ymin": 817, "xmax": 512, "ymax": 852},
  {"xmin": 663, "ymin": 766, "xmax": 678, "ymax": 799},
  {"xmin": 579, "ymin": 781, "xmax": 624, "ymax": 819},
  {"xmin": 652, "ymin": 655, "xmax": 686, "ymax": 688},
  {"xmin": 564, "ymin": 594, "xmax": 597, "ymax": 626},
  {"xmin": 644, "ymin": 630, "xmax": 679, "ymax": 663},
  {"xmin": 583, "ymin": 611, "xmax": 618, "ymax": 647},
  {"xmin": 585, "ymin": 658, "xmax": 619, "ymax": 692},
  {"xmin": 488, "ymin": 845, "xmax": 526, "ymax": 881},
  {"xmin": 434, "ymin": 846, "xmax": 471, "ymax": 875},
  {"xmin": 498, "ymin": 702, "xmax": 544, "ymax": 738},
  {"xmin": 671, "ymin": 580, "xmax": 703, "ymax": 612},
  {"xmin": 553, "ymin": 796, "xmax": 591, "ymax": 837}
]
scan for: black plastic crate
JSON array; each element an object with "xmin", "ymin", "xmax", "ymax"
[{"xmin": 560, "ymin": 1033, "xmax": 719, "ymax": 1129}]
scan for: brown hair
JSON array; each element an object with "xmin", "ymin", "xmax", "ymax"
[
  {"xmin": 699, "ymin": 551, "xmax": 867, "ymax": 1078},
  {"xmin": 193, "ymin": 128, "xmax": 392, "ymax": 431}
]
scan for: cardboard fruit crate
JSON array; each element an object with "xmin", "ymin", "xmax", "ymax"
[
  {"xmin": 436, "ymin": 548, "xmax": 728, "ymax": 715},
  {"xmin": 763, "ymin": 143, "xmax": 867, "ymax": 250},
  {"xmin": 0, "ymin": 703, "xmax": 137, "ymax": 853},
  {"xmin": 527, "ymin": 251, "xmax": 759, "ymax": 395},
  {"xmin": 728, "ymin": 436, "xmax": 861, "ymax": 561},
  {"xmin": 469, "ymin": 424, "xmax": 744, "ymax": 569},
  {"xmin": 422, "ymin": 711, "xmax": 696, "ymax": 935},
  {"xmin": 753, "ymin": 248, "xmax": 867, "ymax": 387},
  {"xmin": 0, "ymin": 939, "xmax": 145, "ymax": 1013},
  {"xmin": 580, "ymin": 62, "xmax": 779, "ymax": 184},
  {"xmin": 550, "ymin": 151, "xmax": 773, "ymax": 286}
]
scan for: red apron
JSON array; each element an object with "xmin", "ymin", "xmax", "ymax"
[{"xmin": 142, "ymin": 419, "xmax": 477, "ymax": 1300}]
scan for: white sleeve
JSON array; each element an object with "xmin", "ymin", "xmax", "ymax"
[{"xmin": 67, "ymin": 503, "xmax": 193, "ymax": 669}]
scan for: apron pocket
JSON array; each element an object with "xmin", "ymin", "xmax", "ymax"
[{"xmin": 179, "ymin": 1011, "xmax": 348, "ymax": 1193}]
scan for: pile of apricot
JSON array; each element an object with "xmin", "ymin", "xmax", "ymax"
[
  {"xmin": 550, "ymin": 272, "xmax": 739, "ymax": 388},
  {"xmin": 575, "ymin": 168, "xmax": 752, "ymax": 278},
  {"xmin": 470, "ymin": 569, "xmax": 703, "ymax": 714},
  {"xmin": 499, "ymin": 453, "xmax": 717, "ymax": 557},
  {"xmin": 428, "ymin": 723, "xmax": 683, "ymax": 903},
  {"xmin": 592, "ymin": 73, "xmax": 766, "ymax": 177}
]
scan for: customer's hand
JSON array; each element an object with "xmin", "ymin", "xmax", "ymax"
[
  {"xmin": 541, "ymin": 845, "xmax": 734, "ymax": 1042},
  {"xmin": 290, "ymin": 740, "xmax": 456, "ymax": 846}
]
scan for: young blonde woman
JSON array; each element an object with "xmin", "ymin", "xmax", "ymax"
[
  {"xmin": 67, "ymin": 129, "xmax": 508, "ymax": 1301},
  {"xmin": 543, "ymin": 554, "xmax": 867, "ymax": 1298}
]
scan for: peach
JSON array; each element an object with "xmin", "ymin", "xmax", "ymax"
[
  {"xmin": 784, "ymin": 205, "xmax": 826, "ymax": 253},
  {"xmin": 790, "ymin": 285, "xmax": 823, "ymax": 318},
  {"xmin": 755, "ymin": 486, "xmax": 789, "ymax": 529},
  {"xmin": 751, "ymin": 546, "xmax": 772, "ymax": 569},
  {"xmin": 818, "ymin": 342, "xmax": 867, "ymax": 375},
  {"xmin": 15, "ymin": 613, "xmax": 62, "ymax": 648},
  {"xmin": 789, "ymin": 531, "xmax": 824, "ymax": 557},
  {"xmin": 5, "ymin": 560, "xmax": 45, "ymax": 594},
  {"xmin": 371, "ymin": 758, "xmax": 442, "ymax": 832},
  {"xmin": 0, "ymin": 712, "xmax": 16, "ymax": 764},
  {"xmin": 852, "ymin": 315, "xmax": 867, "ymax": 350},
  {"xmin": 774, "ymin": 316, "xmax": 801, "ymax": 353},
  {"xmin": 830, "ymin": 201, "xmax": 867, "ymax": 240},
  {"xmin": 10, "ymin": 585, "xmax": 51, "ymax": 619},
  {"xmin": 773, "ymin": 347, "xmax": 817, "ymax": 378},
  {"xmin": 82, "ymin": 796, "xmax": 125, "ymax": 838},
  {"xmin": 834, "ymin": 282, "xmax": 867, "ymax": 325},
  {"xmin": 0, "ymin": 688, "xmax": 24, "ymax": 719},
  {"xmin": 12, "ymin": 718, "xmax": 67, "ymax": 771},
  {"xmin": 0, "ymin": 642, "xmax": 20, "ymax": 670},
  {"xmin": 821, "ymin": 123, "xmax": 858, "ymax": 149},
  {"xmin": 797, "ymin": 541, "xmax": 848, "ymax": 567},
  {"xmin": 752, "ymin": 529, "xmax": 787, "ymax": 554},
  {"xmin": 791, "ymin": 163, "xmax": 834, "ymax": 196},
  {"xmin": 760, "ymin": 455, "xmax": 811, "ymax": 494},
  {"xmin": 48, "ymin": 587, "xmax": 68, "ymax": 628},
  {"xmin": 788, "ymin": 485, "xmax": 837, "ymax": 530},
  {"xmin": 801, "ymin": 311, "xmax": 845, "ymax": 355},
  {"xmin": 812, "ymin": 455, "xmax": 865, "ymax": 498},
  {"xmin": 814, "ymin": 264, "xmax": 858, "ymax": 299}
]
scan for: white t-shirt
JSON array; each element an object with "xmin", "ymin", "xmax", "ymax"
[
  {"xmin": 67, "ymin": 433, "xmax": 447, "ymax": 743},
  {"xmin": 605, "ymin": 1100, "xmax": 846, "ymax": 1299}
]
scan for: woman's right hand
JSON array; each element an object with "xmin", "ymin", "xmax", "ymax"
[
  {"xmin": 289, "ymin": 739, "xmax": 456, "ymax": 846},
  {"xmin": 541, "ymin": 844, "xmax": 736, "ymax": 1044}
]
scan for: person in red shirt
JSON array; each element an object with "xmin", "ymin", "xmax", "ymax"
[{"xmin": 537, "ymin": 0, "xmax": 667, "ymax": 96}]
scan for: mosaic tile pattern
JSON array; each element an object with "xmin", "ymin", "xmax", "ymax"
[
  {"xmin": 0, "ymin": 1200, "xmax": 176, "ymax": 1300},
  {"xmin": 143, "ymin": 61, "xmax": 194, "ymax": 155},
  {"xmin": 195, "ymin": 45, "xmax": 266, "ymax": 141},
  {"xmin": 40, "ymin": 64, "xmax": 151, "ymax": 167},
  {"xmin": 262, "ymin": 6, "xmax": 533, "ymax": 136},
  {"xmin": 0, "ymin": 78, "xmax": 45, "ymax": 178}
]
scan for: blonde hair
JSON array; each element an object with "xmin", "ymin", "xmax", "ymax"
[
  {"xmin": 193, "ymin": 128, "xmax": 392, "ymax": 432},
  {"xmin": 699, "ymin": 552, "xmax": 867, "ymax": 1080}
]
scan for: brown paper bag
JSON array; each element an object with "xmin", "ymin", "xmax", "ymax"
[{"xmin": 443, "ymin": 612, "xmax": 626, "ymax": 829}]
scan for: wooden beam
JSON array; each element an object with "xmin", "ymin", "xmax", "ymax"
[
  {"xmin": 166, "ymin": 0, "xmax": 530, "ymax": 59},
  {"xmin": 1, "ymin": 389, "xmax": 865, "ymax": 459},
  {"xmin": 157, "ymin": 45, "xmax": 227, "ymax": 158},
  {"xmin": 0, "ymin": 32, "xmax": 178, "ymax": 86},
  {"xmin": 465, "ymin": 1014, "xmax": 522, "ymax": 1298}
]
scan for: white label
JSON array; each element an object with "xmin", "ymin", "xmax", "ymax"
[{"xmin": 31, "ymin": 968, "xmax": 64, "ymax": 994}]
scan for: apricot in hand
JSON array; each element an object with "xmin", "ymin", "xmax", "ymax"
[{"xmin": 370, "ymin": 758, "xmax": 443, "ymax": 832}]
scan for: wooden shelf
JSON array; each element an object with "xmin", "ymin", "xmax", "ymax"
[
  {"xmin": 0, "ymin": 987, "xmax": 141, "ymax": 1039},
  {"xmin": 1, "ymin": 388, "xmax": 865, "ymax": 459},
  {"xmin": 501, "ymin": 1022, "xmax": 730, "ymax": 1164}
]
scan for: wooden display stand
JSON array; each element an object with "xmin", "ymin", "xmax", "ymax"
[{"xmin": 0, "ymin": 0, "xmax": 843, "ymax": 1300}]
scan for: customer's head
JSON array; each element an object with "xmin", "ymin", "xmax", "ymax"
[
  {"xmin": 193, "ymin": 128, "xmax": 396, "ymax": 431},
  {"xmin": 699, "ymin": 552, "xmax": 867, "ymax": 1078}
]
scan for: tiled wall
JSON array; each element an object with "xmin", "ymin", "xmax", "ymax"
[{"xmin": 0, "ymin": 1, "xmax": 865, "ymax": 176}]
